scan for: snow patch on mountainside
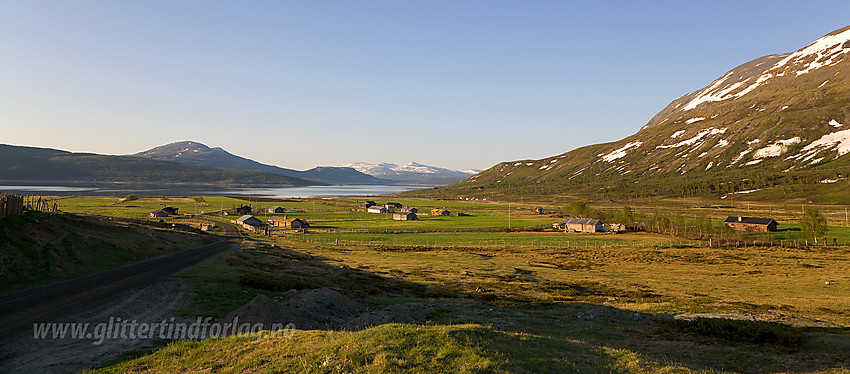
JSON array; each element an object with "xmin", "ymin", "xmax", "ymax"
[
  {"xmin": 682, "ymin": 28, "xmax": 850, "ymax": 111},
  {"xmin": 830, "ymin": 119, "xmax": 844, "ymax": 128},
  {"xmin": 752, "ymin": 137, "xmax": 801, "ymax": 159},
  {"xmin": 598, "ymin": 141, "xmax": 642, "ymax": 162},
  {"xmin": 788, "ymin": 129, "xmax": 850, "ymax": 161},
  {"xmin": 656, "ymin": 128, "xmax": 727, "ymax": 149}
]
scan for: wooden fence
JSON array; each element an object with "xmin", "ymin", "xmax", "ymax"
[
  {"xmin": 0, "ymin": 195, "xmax": 59, "ymax": 221},
  {"xmin": 0, "ymin": 195, "xmax": 24, "ymax": 220}
]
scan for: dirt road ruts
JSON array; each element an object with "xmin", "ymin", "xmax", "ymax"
[{"xmin": 0, "ymin": 219, "xmax": 241, "ymax": 342}]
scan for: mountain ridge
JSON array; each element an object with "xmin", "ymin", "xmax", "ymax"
[
  {"xmin": 0, "ymin": 143, "xmax": 316, "ymax": 186},
  {"xmin": 410, "ymin": 25, "xmax": 850, "ymax": 203},
  {"xmin": 134, "ymin": 141, "xmax": 384, "ymax": 185}
]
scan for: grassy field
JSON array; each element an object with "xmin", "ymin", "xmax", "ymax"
[
  {"xmin": 92, "ymin": 229, "xmax": 850, "ymax": 373},
  {"xmin": 36, "ymin": 195, "xmax": 850, "ymax": 372}
]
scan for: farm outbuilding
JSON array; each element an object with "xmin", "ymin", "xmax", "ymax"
[
  {"xmin": 235, "ymin": 205, "xmax": 252, "ymax": 215},
  {"xmin": 290, "ymin": 218, "xmax": 309, "ymax": 229},
  {"xmin": 367, "ymin": 206, "xmax": 388, "ymax": 214},
  {"xmin": 149, "ymin": 210, "xmax": 169, "ymax": 218},
  {"xmin": 723, "ymin": 216, "xmax": 778, "ymax": 232},
  {"xmin": 431, "ymin": 209, "xmax": 450, "ymax": 216},
  {"xmin": 393, "ymin": 212, "xmax": 418, "ymax": 221},
  {"xmin": 268, "ymin": 206, "xmax": 285, "ymax": 214},
  {"xmin": 400, "ymin": 207, "xmax": 418, "ymax": 214},
  {"xmin": 236, "ymin": 215, "xmax": 263, "ymax": 228},
  {"xmin": 161, "ymin": 206, "xmax": 179, "ymax": 215},
  {"xmin": 361, "ymin": 201, "xmax": 377, "ymax": 208},
  {"xmin": 385, "ymin": 202, "xmax": 403, "ymax": 209},
  {"xmin": 555, "ymin": 218, "xmax": 603, "ymax": 233}
]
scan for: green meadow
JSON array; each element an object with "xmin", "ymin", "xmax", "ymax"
[{"xmin": 20, "ymin": 195, "xmax": 849, "ymax": 373}]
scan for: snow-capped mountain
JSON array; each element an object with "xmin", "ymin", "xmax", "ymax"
[
  {"xmin": 347, "ymin": 162, "xmax": 478, "ymax": 185},
  {"xmin": 434, "ymin": 25, "xmax": 850, "ymax": 201}
]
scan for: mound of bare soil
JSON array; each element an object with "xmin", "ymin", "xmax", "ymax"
[
  {"xmin": 222, "ymin": 294, "xmax": 284, "ymax": 327},
  {"xmin": 281, "ymin": 288, "xmax": 365, "ymax": 330}
]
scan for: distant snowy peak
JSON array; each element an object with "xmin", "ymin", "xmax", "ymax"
[
  {"xmin": 346, "ymin": 162, "xmax": 477, "ymax": 184},
  {"xmin": 348, "ymin": 162, "xmax": 475, "ymax": 176}
]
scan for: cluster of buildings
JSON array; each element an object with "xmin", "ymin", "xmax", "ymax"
[
  {"xmin": 363, "ymin": 201, "xmax": 420, "ymax": 221},
  {"xmin": 552, "ymin": 215, "xmax": 779, "ymax": 234}
]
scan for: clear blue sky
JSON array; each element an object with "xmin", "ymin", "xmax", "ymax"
[{"xmin": 2, "ymin": 1, "xmax": 849, "ymax": 171}]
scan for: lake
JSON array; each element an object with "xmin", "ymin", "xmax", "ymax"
[{"xmin": 0, "ymin": 183, "xmax": 429, "ymax": 198}]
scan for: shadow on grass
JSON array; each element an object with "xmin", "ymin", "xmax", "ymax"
[{"xmin": 173, "ymin": 239, "xmax": 848, "ymax": 374}]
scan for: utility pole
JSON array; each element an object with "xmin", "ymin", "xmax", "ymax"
[{"xmin": 508, "ymin": 201, "xmax": 511, "ymax": 229}]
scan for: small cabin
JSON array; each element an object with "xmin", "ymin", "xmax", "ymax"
[
  {"xmin": 268, "ymin": 216, "xmax": 288, "ymax": 227},
  {"xmin": 290, "ymin": 218, "xmax": 309, "ymax": 229},
  {"xmin": 235, "ymin": 205, "xmax": 252, "ymax": 215},
  {"xmin": 161, "ymin": 206, "xmax": 179, "ymax": 215},
  {"xmin": 367, "ymin": 206, "xmax": 388, "ymax": 214},
  {"xmin": 557, "ymin": 218, "xmax": 603, "ymax": 233},
  {"xmin": 431, "ymin": 209, "xmax": 450, "ymax": 217},
  {"xmin": 236, "ymin": 215, "xmax": 263, "ymax": 228},
  {"xmin": 199, "ymin": 223, "xmax": 215, "ymax": 231},
  {"xmin": 723, "ymin": 216, "xmax": 778, "ymax": 232},
  {"xmin": 268, "ymin": 206, "xmax": 285, "ymax": 214},
  {"xmin": 361, "ymin": 201, "xmax": 377, "ymax": 208},
  {"xmin": 393, "ymin": 212, "xmax": 418, "ymax": 221},
  {"xmin": 149, "ymin": 209, "xmax": 169, "ymax": 218},
  {"xmin": 399, "ymin": 207, "xmax": 419, "ymax": 214},
  {"xmin": 385, "ymin": 202, "xmax": 403, "ymax": 209}
]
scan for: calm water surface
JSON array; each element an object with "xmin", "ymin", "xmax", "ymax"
[{"xmin": 0, "ymin": 183, "xmax": 427, "ymax": 197}]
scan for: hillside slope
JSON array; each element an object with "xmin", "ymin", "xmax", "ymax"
[
  {"xmin": 0, "ymin": 144, "xmax": 316, "ymax": 185},
  {"xmin": 135, "ymin": 141, "xmax": 384, "ymax": 185},
  {"xmin": 417, "ymin": 25, "xmax": 850, "ymax": 203}
]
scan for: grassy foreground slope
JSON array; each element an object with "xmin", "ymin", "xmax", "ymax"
[
  {"xmin": 91, "ymin": 323, "xmax": 666, "ymax": 374},
  {"xmin": 0, "ymin": 211, "xmax": 218, "ymax": 293}
]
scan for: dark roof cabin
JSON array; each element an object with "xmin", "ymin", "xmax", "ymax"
[
  {"xmin": 268, "ymin": 206, "xmax": 285, "ymax": 213},
  {"xmin": 235, "ymin": 205, "xmax": 252, "ymax": 215},
  {"xmin": 290, "ymin": 218, "xmax": 309, "ymax": 229},
  {"xmin": 161, "ymin": 206, "xmax": 179, "ymax": 215},
  {"xmin": 724, "ymin": 216, "xmax": 778, "ymax": 232},
  {"xmin": 385, "ymin": 202, "xmax": 403, "ymax": 209},
  {"xmin": 393, "ymin": 212, "xmax": 418, "ymax": 221},
  {"xmin": 400, "ymin": 207, "xmax": 418, "ymax": 214},
  {"xmin": 361, "ymin": 201, "xmax": 377, "ymax": 208},
  {"xmin": 149, "ymin": 209, "xmax": 169, "ymax": 218}
]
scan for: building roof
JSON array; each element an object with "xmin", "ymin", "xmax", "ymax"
[
  {"xmin": 564, "ymin": 218, "xmax": 599, "ymax": 225},
  {"xmin": 565, "ymin": 218, "xmax": 601, "ymax": 225},
  {"xmin": 237, "ymin": 215, "xmax": 262, "ymax": 225},
  {"xmin": 268, "ymin": 206, "xmax": 283, "ymax": 210},
  {"xmin": 723, "ymin": 216, "xmax": 777, "ymax": 225}
]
